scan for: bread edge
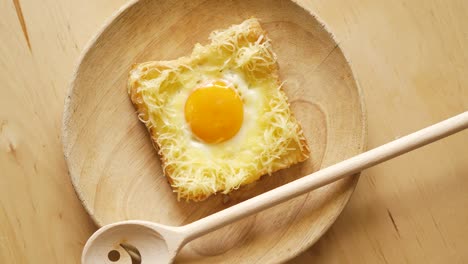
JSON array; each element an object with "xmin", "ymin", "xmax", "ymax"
[{"xmin": 127, "ymin": 19, "xmax": 310, "ymax": 201}]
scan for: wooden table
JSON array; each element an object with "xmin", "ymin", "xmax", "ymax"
[{"xmin": 1, "ymin": 0, "xmax": 467, "ymax": 263}]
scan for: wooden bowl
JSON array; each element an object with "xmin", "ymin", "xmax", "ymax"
[{"xmin": 62, "ymin": 0, "xmax": 366, "ymax": 262}]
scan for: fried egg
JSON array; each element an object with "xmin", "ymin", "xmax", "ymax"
[
  {"xmin": 171, "ymin": 71, "xmax": 261, "ymax": 154},
  {"xmin": 128, "ymin": 18, "xmax": 310, "ymax": 201}
]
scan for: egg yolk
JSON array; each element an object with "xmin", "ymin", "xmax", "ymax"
[{"xmin": 185, "ymin": 81, "xmax": 244, "ymax": 144}]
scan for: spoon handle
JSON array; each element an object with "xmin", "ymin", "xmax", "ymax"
[{"xmin": 181, "ymin": 111, "xmax": 468, "ymax": 242}]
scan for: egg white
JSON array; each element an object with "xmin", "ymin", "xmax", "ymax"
[{"xmin": 169, "ymin": 69, "xmax": 264, "ymax": 157}]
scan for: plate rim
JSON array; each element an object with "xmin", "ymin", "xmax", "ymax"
[{"xmin": 61, "ymin": 0, "xmax": 368, "ymax": 262}]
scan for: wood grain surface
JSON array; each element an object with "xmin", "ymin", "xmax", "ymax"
[{"xmin": 1, "ymin": 0, "xmax": 467, "ymax": 263}]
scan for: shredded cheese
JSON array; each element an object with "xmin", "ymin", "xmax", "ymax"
[{"xmin": 128, "ymin": 18, "xmax": 309, "ymax": 201}]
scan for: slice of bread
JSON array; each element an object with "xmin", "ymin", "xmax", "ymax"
[{"xmin": 128, "ymin": 18, "xmax": 310, "ymax": 201}]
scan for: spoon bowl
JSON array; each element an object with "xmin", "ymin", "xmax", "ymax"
[{"xmin": 82, "ymin": 221, "xmax": 185, "ymax": 264}]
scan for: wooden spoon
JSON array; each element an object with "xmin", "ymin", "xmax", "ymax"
[{"xmin": 82, "ymin": 112, "xmax": 468, "ymax": 264}]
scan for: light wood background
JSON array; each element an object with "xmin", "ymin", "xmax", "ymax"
[{"xmin": 0, "ymin": 0, "xmax": 467, "ymax": 263}]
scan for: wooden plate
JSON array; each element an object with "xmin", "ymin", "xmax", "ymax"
[{"xmin": 62, "ymin": 0, "xmax": 366, "ymax": 262}]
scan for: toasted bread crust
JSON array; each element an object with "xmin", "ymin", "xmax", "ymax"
[{"xmin": 128, "ymin": 19, "xmax": 309, "ymax": 201}]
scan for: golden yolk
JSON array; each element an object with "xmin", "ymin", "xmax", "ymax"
[{"xmin": 185, "ymin": 81, "xmax": 244, "ymax": 143}]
